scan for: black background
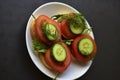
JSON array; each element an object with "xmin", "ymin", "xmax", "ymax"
[{"xmin": 0, "ymin": 0, "xmax": 120, "ymax": 80}]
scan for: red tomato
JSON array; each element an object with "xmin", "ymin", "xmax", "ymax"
[
  {"xmin": 45, "ymin": 42, "xmax": 72, "ymax": 72},
  {"xmin": 60, "ymin": 13, "xmax": 81, "ymax": 39},
  {"xmin": 71, "ymin": 34, "xmax": 97, "ymax": 63},
  {"xmin": 35, "ymin": 15, "xmax": 61, "ymax": 45},
  {"xmin": 60, "ymin": 20, "xmax": 76, "ymax": 39}
]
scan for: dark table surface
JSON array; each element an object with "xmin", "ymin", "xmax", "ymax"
[{"xmin": 0, "ymin": 0, "xmax": 120, "ymax": 80}]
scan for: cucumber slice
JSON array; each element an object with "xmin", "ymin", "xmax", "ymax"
[
  {"xmin": 70, "ymin": 25, "xmax": 83, "ymax": 34},
  {"xmin": 68, "ymin": 14, "xmax": 85, "ymax": 35},
  {"xmin": 51, "ymin": 43, "xmax": 66, "ymax": 62},
  {"xmin": 44, "ymin": 23, "xmax": 58, "ymax": 40},
  {"xmin": 78, "ymin": 38, "xmax": 94, "ymax": 56}
]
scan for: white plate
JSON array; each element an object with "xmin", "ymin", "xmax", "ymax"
[{"xmin": 26, "ymin": 2, "xmax": 94, "ymax": 80}]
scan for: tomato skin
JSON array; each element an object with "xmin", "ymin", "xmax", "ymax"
[
  {"xmin": 71, "ymin": 34, "xmax": 97, "ymax": 63},
  {"xmin": 35, "ymin": 15, "xmax": 61, "ymax": 45},
  {"xmin": 60, "ymin": 20, "xmax": 77, "ymax": 39},
  {"xmin": 45, "ymin": 42, "xmax": 72, "ymax": 72},
  {"xmin": 60, "ymin": 13, "xmax": 82, "ymax": 39}
]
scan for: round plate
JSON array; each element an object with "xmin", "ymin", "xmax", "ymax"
[{"xmin": 26, "ymin": 2, "xmax": 94, "ymax": 80}]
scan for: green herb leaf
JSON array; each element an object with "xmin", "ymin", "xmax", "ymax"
[
  {"xmin": 32, "ymin": 40, "xmax": 47, "ymax": 53},
  {"xmin": 51, "ymin": 14, "xmax": 63, "ymax": 20},
  {"xmin": 68, "ymin": 13, "xmax": 86, "ymax": 29},
  {"xmin": 61, "ymin": 39, "xmax": 74, "ymax": 45},
  {"xmin": 31, "ymin": 14, "xmax": 36, "ymax": 20},
  {"xmin": 52, "ymin": 72, "xmax": 59, "ymax": 80},
  {"xmin": 82, "ymin": 27, "xmax": 92, "ymax": 34},
  {"xmin": 51, "ymin": 14, "xmax": 68, "ymax": 22}
]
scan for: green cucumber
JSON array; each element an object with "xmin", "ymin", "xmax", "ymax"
[
  {"xmin": 78, "ymin": 38, "xmax": 94, "ymax": 56},
  {"xmin": 51, "ymin": 43, "xmax": 66, "ymax": 62},
  {"xmin": 44, "ymin": 23, "xmax": 58, "ymax": 40},
  {"xmin": 69, "ymin": 25, "xmax": 83, "ymax": 34},
  {"xmin": 68, "ymin": 14, "xmax": 85, "ymax": 35}
]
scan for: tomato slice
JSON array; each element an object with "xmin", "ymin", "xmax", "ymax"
[
  {"xmin": 45, "ymin": 42, "xmax": 72, "ymax": 72},
  {"xmin": 60, "ymin": 13, "xmax": 84, "ymax": 39},
  {"xmin": 71, "ymin": 34, "xmax": 97, "ymax": 63},
  {"xmin": 60, "ymin": 20, "xmax": 76, "ymax": 39},
  {"xmin": 35, "ymin": 15, "xmax": 61, "ymax": 45}
]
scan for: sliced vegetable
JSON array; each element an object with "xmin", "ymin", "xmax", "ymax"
[
  {"xmin": 55, "ymin": 13, "xmax": 87, "ymax": 39},
  {"xmin": 51, "ymin": 43, "xmax": 66, "ymax": 62},
  {"xmin": 71, "ymin": 34, "xmax": 97, "ymax": 63},
  {"xmin": 35, "ymin": 15, "xmax": 61, "ymax": 45},
  {"xmin": 78, "ymin": 38, "xmax": 94, "ymax": 56},
  {"xmin": 68, "ymin": 13, "xmax": 85, "ymax": 34},
  {"xmin": 43, "ymin": 23, "xmax": 58, "ymax": 41},
  {"xmin": 69, "ymin": 24, "xmax": 83, "ymax": 34},
  {"xmin": 45, "ymin": 42, "xmax": 72, "ymax": 72},
  {"xmin": 61, "ymin": 20, "xmax": 76, "ymax": 39}
]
